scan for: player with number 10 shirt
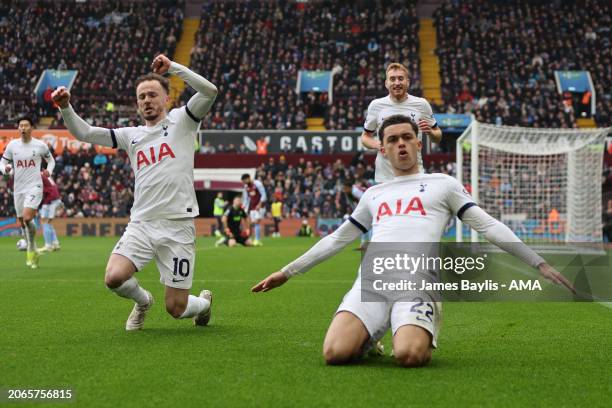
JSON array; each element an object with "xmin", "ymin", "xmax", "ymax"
[{"xmin": 52, "ymin": 54, "xmax": 218, "ymax": 330}]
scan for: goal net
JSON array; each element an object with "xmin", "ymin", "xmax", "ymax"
[{"xmin": 456, "ymin": 121, "xmax": 609, "ymax": 247}]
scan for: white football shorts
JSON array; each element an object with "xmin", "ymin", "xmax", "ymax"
[
  {"xmin": 249, "ymin": 208, "xmax": 265, "ymax": 222},
  {"xmin": 336, "ymin": 279, "xmax": 442, "ymax": 349},
  {"xmin": 14, "ymin": 186, "xmax": 43, "ymax": 217},
  {"xmin": 112, "ymin": 218, "xmax": 196, "ymax": 289},
  {"xmin": 40, "ymin": 199, "xmax": 62, "ymax": 219}
]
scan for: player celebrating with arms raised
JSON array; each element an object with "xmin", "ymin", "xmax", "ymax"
[
  {"xmin": 0, "ymin": 117, "xmax": 55, "ymax": 268},
  {"xmin": 361, "ymin": 63, "xmax": 442, "ymax": 182},
  {"xmin": 52, "ymin": 54, "xmax": 217, "ymax": 330},
  {"xmin": 253, "ymin": 115, "xmax": 574, "ymax": 367}
]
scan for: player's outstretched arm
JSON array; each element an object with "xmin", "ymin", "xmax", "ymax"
[
  {"xmin": 251, "ymin": 220, "xmax": 362, "ymax": 293},
  {"xmin": 51, "ymin": 87, "xmax": 117, "ymax": 148},
  {"xmin": 151, "ymin": 54, "xmax": 218, "ymax": 120},
  {"xmin": 461, "ymin": 205, "xmax": 575, "ymax": 293},
  {"xmin": 251, "ymin": 271, "xmax": 289, "ymax": 292}
]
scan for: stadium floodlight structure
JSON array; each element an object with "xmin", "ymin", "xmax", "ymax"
[{"xmin": 456, "ymin": 120, "xmax": 610, "ymax": 248}]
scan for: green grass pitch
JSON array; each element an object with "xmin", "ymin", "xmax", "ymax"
[{"xmin": 1, "ymin": 236, "xmax": 611, "ymax": 407}]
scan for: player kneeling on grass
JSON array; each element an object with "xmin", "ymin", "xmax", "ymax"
[
  {"xmin": 253, "ymin": 114, "xmax": 574, "ymax": 367},
  {"xmin": 52, "ymin": 54, "xmax": 217, "ymax": 330},
  {"xmin": 216, "ymin": 196, "xmax": 253, "ymax": 247}
]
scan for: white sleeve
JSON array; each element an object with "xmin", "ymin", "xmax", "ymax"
[
  {"xmin": 347, "ymin": 188, "xmax": 373, "ymax": 232},
  {"xmin": 461, "ymin": 205, "xmax": 545, "ymax": 268},
  {"xmin": 168, "ymin": 62, "xmax": 218, "ymax": 121},
  {"xmin": 242, "ymin": 189, "xmax": 249, "ymax": 209},
  {"xmin": 363, "ymin": 100, "xmax": 379, "ymax": 132},
  {"xmin": 59, "ymin": 105, "xmax": 118, "ymax": 148},
  {"xmin": 0, "ymin": 144, "xmax": 12, "ymax": 174},
  {"xmin": 0, "ymin": 157, "xmax": 8, "ymax": 175},
  {"xmin": 255, "ymin": 180, "xmax": 267, "ymax": 203},
  {"xmin": 445, "ymin": 176, "xmax": 477, "ymax": 218},
  {"xmin": 423, "ymin": 99, "xmax": 437, "ymax": 128},
  {"xmin": 43, "ymin": 145, "xmax": 55, "ymax": 175},
  {"xmin": 281, "ymin": 220, "xmax": 362, "ymax": 277}
]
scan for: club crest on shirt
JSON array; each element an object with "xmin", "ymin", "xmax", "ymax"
[{"xmin": 419, "ymin": 183, "xmax": 427, "ymax": 192}]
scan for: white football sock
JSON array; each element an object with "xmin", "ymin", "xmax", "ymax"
[
  {"xmin": 179, "ymin": 295, "xmax": 210, "ymax": 318},
  {"xmin": 111, "ymin": 277, "xmax": 149, "ymax": 306}
]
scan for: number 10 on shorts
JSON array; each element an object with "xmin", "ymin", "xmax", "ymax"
[{"xmin": 172, "ymin": 258, "xmax": 190, "ymax": 277}]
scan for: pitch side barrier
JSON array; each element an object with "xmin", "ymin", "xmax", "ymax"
[
  {"xmin": 0, "ymin": 217, "xmax": 317, "ymax": 238},
  {"xmin": 199, "ymin": 130, "xmax": 365, "ymax": 154}
]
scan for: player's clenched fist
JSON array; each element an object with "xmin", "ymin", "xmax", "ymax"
[
  {"xmin": 151, "ymin": 54, "xmax": 172, "ymax": 75},
  {"xmin": 418, "ymin": 119, "xmax": 432, "ymax": 136},
  {"xmin": 51, "ymin": 86, "xmax": 71, "ymax": 109}
]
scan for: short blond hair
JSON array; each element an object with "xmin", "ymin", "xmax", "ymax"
[{"xmin": 386, "ymin": 63, "xmax": 409, "ymax": 76}]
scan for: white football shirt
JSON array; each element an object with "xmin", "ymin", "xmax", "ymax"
[
  {"xmin": 348, "ymin": 173, "xmax": 475, "ymax": 242},
  {"xmin": 108, "ymin": 106, "xmax": 200, "ymax": 221},
  {"xmin": 364, "ymin": 95, "xmax": 437, "ymax": 183},
  {"xmin": 2, "ymin": 138, "xmax": 52, "ymax": 194}
]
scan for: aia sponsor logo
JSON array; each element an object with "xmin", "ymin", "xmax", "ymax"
[
  {"xmin": 376, "ymin": 197, "xmax": 426, "ymax": 221},
  {"xmin": 136, "ymin": 143, "xmax": 176, "ymax": 170},
  {"xmin": 16, "ymin": 159, "xmax": 36, "ymax": 168}
]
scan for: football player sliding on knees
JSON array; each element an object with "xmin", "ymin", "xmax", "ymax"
[
  {"xmin": 52, "ymin": 54, "xmax": 218, "ymax": 330},
  {"xmin": 252, "ymin": 114, "xmax": 574, "ymax": 367}
]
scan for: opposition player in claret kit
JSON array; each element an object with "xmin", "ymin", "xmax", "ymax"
[
  {"xmin": 39, "ymin": 173, "xmax": 62, "ymax": 252},
  {"xmin": 361, "ymin": 63, "xmax": 442, "ymax": 182},
  {"xmin": 253, "ymin": 115, "xmax": 574, "ymax": 367},
  {"xmin": 0, "ymin": 117, "xmax": 55, "ymax": 268},
  {"xmin": 241, "ymin": 173, "xmax": 267, "ymax": 246},
  {"xmin": 52, "ymin": 54, "xmax": 218, "ymax": 330}
]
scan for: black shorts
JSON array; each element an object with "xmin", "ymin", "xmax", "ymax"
[{"xmin": 228, "ymin": 229, "xmax": 248, "ymax": 245}]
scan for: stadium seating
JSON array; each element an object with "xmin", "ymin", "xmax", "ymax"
[
  {"xmin": 187, "ymin": 0, "xmax": 421, "ymax": 131},
  {"xmin": 0, "ymin": 0, "xmax": 184, "ymax": 128},
  {"xmin": 433, "ymin": 0, "xmax": 610, "ymax": 128}
]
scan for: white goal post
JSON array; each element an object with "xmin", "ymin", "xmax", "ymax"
[{"xmin": 456, "ymin": 121, "xmax": 610, "ymax": 245}]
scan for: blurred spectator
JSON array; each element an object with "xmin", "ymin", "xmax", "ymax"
[
  {"xmin": 0, "ymin": 147, "xmax": 135, "ymax": 218},
  {"xmin": 188, "ymin": 0, "xmax": 421, "ymax": 131},
  {"xmin": 0, "ymin": 0, "xmax": 184, "ymax": 127},
  {"xmin": 434, "ymin": 0, "xmax": 610, "ymax": 128}
]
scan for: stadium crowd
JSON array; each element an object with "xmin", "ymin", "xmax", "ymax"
[
  {"xmin": 2, "ymin": 0, "xmax": 609, "ymax": 131},
  {"xmin": 0, "ymin": 147, "xmax": 134, "ymax": 218},
  {"xmin": 187, "ymin": 0, "xmax": 421, "ymax": 131},
  {"xmin": 434, "ymin": 0, "xmax": 611, "ymax": 128},
  {"xmin": 0, "ymin": 0, "xmax": 183, "ymax": 128}
]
